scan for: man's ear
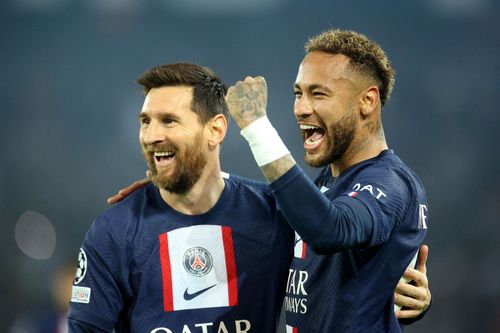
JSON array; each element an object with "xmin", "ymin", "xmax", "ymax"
[
  {"xmin": 359, "ymin": 86, "xmax": 380, "ymax": 117},
  {"xmin": 207, "ymin": 114, "xmax": 228, "ymax": 147}
]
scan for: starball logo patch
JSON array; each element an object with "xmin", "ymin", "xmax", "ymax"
[{"xmin": 74, "ymin": 248, "xmax": 87, "ymax": 284}]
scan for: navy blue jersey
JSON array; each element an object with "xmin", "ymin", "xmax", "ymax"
[
  {"xmin": 272, "ymin": 150, "xmax": 429, "ymax": 333},
  {"xmin": 68, "ymin": 178, "xmax": 294, "ymax": 333}
]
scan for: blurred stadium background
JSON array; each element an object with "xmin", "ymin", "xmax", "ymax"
[{"xmin": 1, "ymin": 0, "xmax": 499, "ymax": 332}]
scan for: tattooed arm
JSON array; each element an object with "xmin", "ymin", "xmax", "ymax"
[
  {"xmin": 226, "ymin": 76, "xmax": 374, "ymax": 252},
  {"xmin": 225, "ymin": 76, "xmax": 296, "ymax": 182}
]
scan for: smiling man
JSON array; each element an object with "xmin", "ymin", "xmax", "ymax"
[
  {"xmin": 225, "ymin": 29, "xmax": 430, "ymax": 332},
  {"xmin": 67, "ymin": 63, "xmax": 294, "ymax": 332}
]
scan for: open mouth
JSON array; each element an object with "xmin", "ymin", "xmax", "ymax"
[
  {"xmin": 154, "ymin": 151, "xmax": 175, "ymax": 164},
  {"xmin": 300, "ymin": 124, "xmax": 325, "ymax": 148}
]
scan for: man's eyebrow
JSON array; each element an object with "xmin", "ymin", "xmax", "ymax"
[
  {"xmin": 294, "ymin": 83, "xmax": 333, "ymax": 92},
  {"xmin": 139, "ymin": 110, "xmax": 180, "ymax": 120}
]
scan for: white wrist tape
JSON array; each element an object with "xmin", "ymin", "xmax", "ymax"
[{"xmin": 240, "ymin": 116, "xmax": 290, "ymax": 167}]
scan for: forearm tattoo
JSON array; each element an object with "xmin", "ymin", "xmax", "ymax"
[{"xmin": 260, "ymin": 155, "xmax": 296, "ymax": 183}]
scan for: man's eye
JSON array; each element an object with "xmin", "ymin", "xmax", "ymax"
[
  {"xmin": 294, "ymin": 91, "xmax": 302, "ymax": 97},
  {"xmin": 313, "ymin": 91, "xmax": 325, "ymax": 97},
  {"xmin": 140, "ymin": 118, "xmax": 150, "ymax": 125}
]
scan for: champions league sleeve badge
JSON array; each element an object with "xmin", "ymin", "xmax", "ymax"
[
  {"xmin": 71, "ymin": 248, "xmax": 91, "ymax": 304},
  {"xmin": 74, "ymin": 248, "xmax": 87, "ymax": 284}
]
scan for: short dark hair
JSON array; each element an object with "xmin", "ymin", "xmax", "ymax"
[
  {"xmin": 136, "ymin": 62, "xmax": 228, "ymax": 123},
  {"xmin": 306, "ymin": 29, "xmax": 395, "ymax": 106}
]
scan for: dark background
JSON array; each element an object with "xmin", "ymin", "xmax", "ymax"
[{"xmin": 1, "ymin": 0, "xmax": 499, "ymax": 332}]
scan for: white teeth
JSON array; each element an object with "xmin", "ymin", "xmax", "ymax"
[
  {"xmin": 306, "ymin": 137, "xmax": 322, "ymax": 143},
  {"xmin": 154, "ymin": 152, "xmax": 174, "ymax": 157},
  {"xmin": 300, "ymin": 124, "xmax": 319, "ymax": 130}
]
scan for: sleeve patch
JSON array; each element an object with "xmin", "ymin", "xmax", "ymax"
[{"xmin": 71, "ymin": 285, "xmax": 91, "ymax": 304}]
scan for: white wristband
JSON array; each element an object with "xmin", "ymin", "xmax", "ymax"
[{"xmin": 240, "ymin": 116, "xmax": 290, "ymax": 167}]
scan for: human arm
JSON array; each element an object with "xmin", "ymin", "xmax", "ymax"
[
  {"xmin": 67, "ymin": 218, "xmax": 127, "ymax": 332},
  {"xmin": 225, "ymin": 77, "xmax": 375, "ymax": 252},
  {"xmin": 395, "ymin": 244, "xmax": 432, "ymax": 322},
  {"xmin": 105, "ymin": 170, "xmax": 269, "ymax": 204}
]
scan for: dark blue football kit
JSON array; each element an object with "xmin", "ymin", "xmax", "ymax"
[
  {"xmin": 68, "ymin": 178, "xmax": 294, "ymax": 333},
  {"xmin": 68, "ymin": 150, "xmax": 427, "ymax": 333},
  {"xmin": 272, "ymin": 150, "xmax": 429, "ymax": 333}
]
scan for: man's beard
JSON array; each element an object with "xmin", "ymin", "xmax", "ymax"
[
  {"xmin": 143, "ymin": 133, "xmax": 207, "ymax": 194},
  {"xmin": 304, "ymin": 111, "xmax": 356, "ymax": 168}
]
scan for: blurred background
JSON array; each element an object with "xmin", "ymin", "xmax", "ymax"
[{"xmin": 1, "ymin": 0, "xmax": 499, "ymax": 332}]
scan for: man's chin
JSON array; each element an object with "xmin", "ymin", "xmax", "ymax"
[{"xmin": 304, "ymin": 152, "xmax": 325, "ymax": 168}]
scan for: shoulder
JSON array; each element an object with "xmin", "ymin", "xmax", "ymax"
[
  {"xmin": 349, "ymin": 151, "xmax": 423, "ymax": 194},
  {"xmin": 224, "ymin": 177, "xmax": 293, "ymax": 240},
  {"xmin": 87, "ymin": 184, "xmax": 156, "ymax": 247},
  {"xmin": 224, "ymin": 172, "xmax": 270, "ymax": 192},
  {"xmin": 340, "ymin": 152, "xmax": 426, "ymax": 214},
  {"xmin": 225, "ymin": 177, "xmax": 275, "ymax": 206}
]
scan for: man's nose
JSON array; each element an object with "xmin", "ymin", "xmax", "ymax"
[
  {"xmin": 141, "ymin": 121, "xmax": 167, "ymax": 145},
  {"xmin": 294, "ymin": 96, "xmax": 314, "ymax": 118}
]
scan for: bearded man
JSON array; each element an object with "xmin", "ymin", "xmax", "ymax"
[{"xmin": 67, "ymin": 63, "xmax": 294, "ymax": 333}]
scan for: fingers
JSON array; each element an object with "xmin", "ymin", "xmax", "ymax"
[
  {"xmin": 241, "ymin": 76, "xmax": 266, "ymax": 85},
  {"xmin": 395, "ymin": 278, "xmax": 426, "ymax": 300},
  {"xmin": 226, "ymin": 77, "xmax": 267, "ymax": 97},
  {"xmin": 395, "ymin": 268, "xmax": 431, "ymax": 314},
  {"xmin": 417, "ymin": 244, "xmax": 429, "ymax": 274},
  {"xmin": 225, "ymin": 76, "xmax": 268, "ymax": 129},
  {"xmin": 107, "ymin": 194, "xmax": 126, "ymax": 205},
  {"xmin": 106, "ymin": 177, "xmax": 151, "ymax": 205},
  {"xmin": 394, "ymin": 282, "xmax": 427, "ymax": 307},
  {"xmin": 394, "ymin": 287, "xmax": 428, "ymax": 315},
  {"xmin": 402, "ymin": 267, "xmax": 428, "ymax": 288},
  {"xmin": 395, "ymin": 308, "xmax": 425, "ymax": 319}
]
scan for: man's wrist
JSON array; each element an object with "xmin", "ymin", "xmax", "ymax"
[{"xmin": 240, "ymin": 116, "xmax": 290, "ymax": 167}]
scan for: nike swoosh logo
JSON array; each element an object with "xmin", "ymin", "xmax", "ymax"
[{"xmin": 183, "ymin": 284, "xmax": 217, "ymax": 301}]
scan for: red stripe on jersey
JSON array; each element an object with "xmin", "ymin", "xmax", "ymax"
[
  {"xmin": 293, "ymin": 327, "xmax": 298, "ymax": 333},
  {"xmin": 222, "ymin": 226, "xmax": 238, "ymax": 306},
  {"xmin": 159, "ymin": 233, "xmax": 174, "ymax": 312},
  {"xmin": 302, "ymin": 241, "xmax": 307, "ymax": 259}
]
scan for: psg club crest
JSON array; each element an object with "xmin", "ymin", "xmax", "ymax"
[
  {"xmin": 183, "ymin": 247, "xmax": 213, "ymax": 277},
  {"xmin": 158, "ymin": 225, "xmax": 238, "ymax": 311},
  {"xmin": 74, "ymin": 248, "xmax": 87, "ymax": 284}
]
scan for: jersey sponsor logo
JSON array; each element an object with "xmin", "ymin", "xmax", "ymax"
[
  {"xmin": 293, "ymin": 232, "xmax": 306, "ymax": 259},
  {"xmin": 183, "ymin": 247, "xmax": 213, "ymax": 277},
  {"xmin": 158, "ymin": 225, "xmax": 238, "ymax": 312},
  {"xmin": 71, "ymin": 285, "xmax": 91, "ymax": 304},
  {"xmin": 150, "ymin": 320, "xmax": 251, "ymax": 333},
  {"xmin": 74, "ymin": 248, "xmax": 87, "ymax": 285},
  {"xmin": 351, "ymin": 183, "xmax": 387, "ymax": 200},
  {"xmin": 183, "ymin": 284, "xmax": 217, "ymax": 301},
  {"xmin": 418, "ymin": 204, "xmax": 428, "ymax": 229},
  {"xmin": 285, "ymin": 269, "xmax": 308, "ymax": 314}
]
